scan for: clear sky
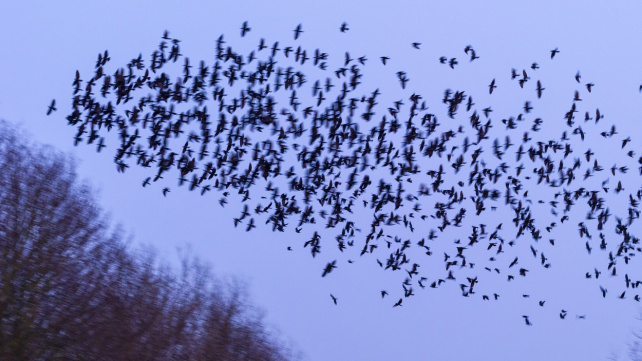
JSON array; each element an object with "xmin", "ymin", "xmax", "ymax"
[{"xmin": 2, "ymin": 1, "xmax": 642, "ymax": 360}]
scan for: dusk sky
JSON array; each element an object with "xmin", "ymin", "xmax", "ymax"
[{"xmin": 2, "ymin": 1, "xmax": 642, "ymax": 360}]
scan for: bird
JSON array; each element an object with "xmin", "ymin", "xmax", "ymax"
[
  {"xmin": 600, "ymin": 286, "xmax": 607, "ymax": 298},
  {"xmin": 340, "ymin": 22, "xmax": 349, "ymax": 32},
  {"xmin": 322, "ymin": 260, "xmax": 337, "ymax": 277},
  {"xmin": 489, "ymin": 79, "xmax": 496, "ymax": 94},
  {"xmin": 550, "ymin": 48, "xmax": 560, "ymax": 59},
  {"xmin": 293, "ymin": 24, "xmax": 303, "ymax": 40},
  {"xmin": 330, "ymin": 294, "xmax": 337, "ymax": 305},
  {"xmin": 246, "ymin": 217, "xmax": 256, "ymax": 231},
  {"xmin": 240, "ymin": 21, "xmax": 251, "ymax": 37},
  {"xmin": 464, "ymin": 46, "xmax": 479, "ymax": 61},
  {"xmin": 412, "ymin": 42, "xmax": 421, "ymax": 49},
  {"xmin": 536, "ymin": 80, "xmax": 545, "ymax": 99},
  {"xmin": 47, "ymin": 99, "xmax": 57, "ymax": 115},
  {"xmin": 96, "ymin": 137, "xmax": 106, "ymax": 152},
  {"xmin": 397, "ymin": 71, "xmax": 409, "ymax": 89}
]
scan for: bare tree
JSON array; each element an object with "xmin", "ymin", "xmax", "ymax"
[
  {"xmin": 0, "ymin": 119, "xmax": 299, "ymax": 360},
  {"xmin": 621, "ymin": 312, "xmax": 642, "ymax": 361}
]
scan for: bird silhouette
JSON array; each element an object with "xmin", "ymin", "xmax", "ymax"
[
  {"xmin": 240, "ymin": 21, "xmax": 251, "ymax": 37},
  {"xmin": 293, "ymin": 24, "xmax": 303, "ymax": 40},
  {"xmin": 330, "ymin": 294, "xmax": 337, "ymax": 305},
  {"xmin": 322, "ymin": 260, "xmax": 337, "ymax": 277},
  {"xmin": 47, "ymin": 99, "xmax": 57, "ymax": 115},
  {"xmin": 489, "ymin": 79, "xmax": 496, "ymax": 94}
]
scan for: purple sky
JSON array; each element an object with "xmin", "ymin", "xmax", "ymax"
[{"xmin": 2, "ymin": 1, "xmax": 642, "ymax": 360}]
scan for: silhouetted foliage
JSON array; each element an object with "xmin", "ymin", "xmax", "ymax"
[{"xmin": 0, "ymin": 120, "xmax": 298, "ymax": 360}]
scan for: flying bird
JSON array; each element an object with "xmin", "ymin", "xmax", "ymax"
[
  {"xmin": 330, "ymin": 294, "xmax": 337, "ymax": 305},
  {"xmin": 489, "ymin": 78, "xmax": 496, "ymax": 94},
  {"xmin": 47, "ymin": 99, "xmax": 56, "ymax": 115},
  {"xmin": 536, "ymin": 80, "xmax": 545, "ymax": 98},
  {"xmin": 322, "ymin": 260, "xmax": 337, "ymax": 277},
  {"xmin": 240, "ymin": 21, "xmax": 251, "ymax": 37},
  {"xmin": 293, "ymin": 24, "xmax": 303, "ymax": 40}
]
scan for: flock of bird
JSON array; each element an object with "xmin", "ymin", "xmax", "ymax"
[{"xmin": 51, "ymin": 22, "xmax": 642, "ymax": 325}]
